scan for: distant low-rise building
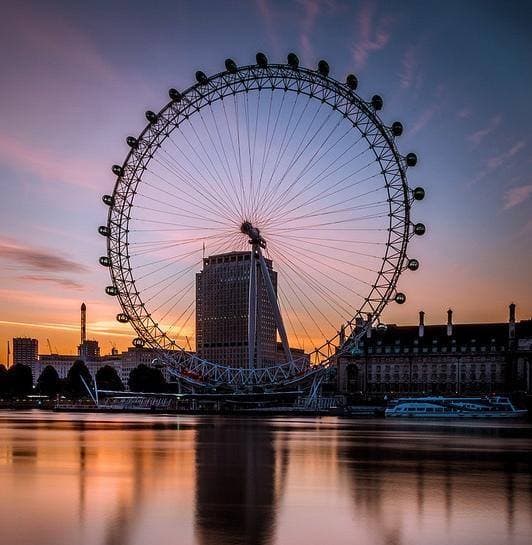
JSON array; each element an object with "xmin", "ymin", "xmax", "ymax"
[
  {"xmin": 32, "ymin": 345, "xmax": 175, "ymax": 390},
  {"xmin": 337, "ymin": 304, "xmax": 532, "ymax": 396}
]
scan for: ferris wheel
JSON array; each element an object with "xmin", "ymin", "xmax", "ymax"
[{"xmin": 98, "ymin": 52, "xmax": 425, "ymax": 389}]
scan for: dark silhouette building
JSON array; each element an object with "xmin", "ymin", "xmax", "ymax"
[
  {"xmin": 196, "ymin": 251, "xmax": 278, "ymax": 368},
  {"xmin": 337, "ymin": 304, "xmax": 532, "ymax": 395},
  {"xmin": 12, "ymin": 337, "xmax": 38, "ymax": 367}
]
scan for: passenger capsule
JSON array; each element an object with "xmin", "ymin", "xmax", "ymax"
[
  {"xmin": 256, "ymin": 52, "xmax": 268, "ymax": 67},
  {"xmin": 395, "ymin": 292, "xmax": 407, "ymax": 304},
  {"xmin": 412, "ymin": 187, "xmax": 425, "ymax": 200},
  {"xmin": 225, "ymin": 58, "xmax": 237, "ymax": 73},
  {"xmin": 195, "ymin": 71, "xmax": 208, "ymax": 84},
  {"xmin": 371, "ymin": 95, "xmax": 383, "ymax": 110},
  {"xmin": 99, "ymin": 256, "xmax": 111, "ymax": 267},
  {"xmin": 346, "ymin": 74, "xmax": 358, "ymax": 90},
  {"xmin": 287, "ymin": 52, "xmax": 299, "ymax": 68},
  {"xmin": 133, "ymin": 337, "xmax": 145, "ymax": 348},
  {"xmin": 112, "ymin": 164, "xmax": 123, "ymax": 176},
  {"xmin": 98, "ymin": 225, "xmax": 111, "ymax": 237},
  {"xmin": 391, "ymin": 121, "xmax": 403, "ymax": 136},
  {"xmin": 126, "ymin": 136, "xmax": 138, "ymax": 148},
  {"xmin": 407, "ymin": 258, "xmax": 420, "ymax": 271},
  {"xmin": 116, "ymin": 313, "xmax": 130, "ymax": 323},
  {"xmin": 145, "ymin": 110, "xmax": 158, "ymax": 124},
  {"xmin": 105, "ymin": 286, "xmax": 118, "ymax": 296},
  {"xmin": 406, "ymin": 152, "xmax": 418, "ymax": 167},
  {"xmin": 317, "ymin": 60, "xmax": 330, "ymax": 76},
  {"xmin": 102, "ymin": 194, "xmax": 114, "ymax": 206},
  {"xmin": 413, "ymin": 223, "xmax": 426, "ymax": 236},
  {"xmin": 169, "ymin": 88, "xmax": 182, "ymax": 102}
]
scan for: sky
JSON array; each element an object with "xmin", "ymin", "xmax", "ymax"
[{"xmin": 1, "ymin": 0, "xmax": 531, "ymax": 362}]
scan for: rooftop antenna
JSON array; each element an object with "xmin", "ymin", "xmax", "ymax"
[{"xmin": 7, "ymin": 340, "xmax": 10, "ymax": 368}]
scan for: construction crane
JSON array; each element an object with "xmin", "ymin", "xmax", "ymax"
[{"xmin": 108, "ymin": 340, "xmax": 118, "ymax": 356}]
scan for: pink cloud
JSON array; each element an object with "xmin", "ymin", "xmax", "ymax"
[
  {"xmin": 457, "ymin": 107, "xmax": 472, "ymax": 119},
  {"xmin": 297, "ymin": 0, "xmax": 343, "ymax": 63},
  {"xmin": 256, "ymin": 0, "xmax": 282, "ymax": 58},
  {"xmin": 299, "ymin": 0, "xmax": 320, "ymax": 61},
  {"xmin": 409, "ymin": 105, "xmax": 438, "ymax": 135},
  {"xmin": 467, "ymin": 114, "xmax": 502, "ymax": 146},
  {"xmin": 5, "ymin": 3, "xmax": 115, "ymax": 85},
  {"xmin": 487, "ymin": 140, "xmax": 526, "ymax": 169},
  {"xmin": 352, "ymin": 1, "xmax": 394, "ymax": 69},
  {"xmin": 503, "ymin": 184, "xmax": 532, "ymax": 210},
  {"xmin": 409, "ymin": 84, "xmax": 445, "ymax": 135},
  {"xmin": 470, "ymin": 140, "xmax": 526, "ymax": 185},
  {"xmin": 399, "ymin": 46, "xmax": 416, "ymax": 89},
  {"xmin": 17, "ymin": 275, "xmax": 84, "ymax": 290},
  {"xmin": 399, "ymin": 44, "xmax": 425, "ymax": 90},
  {"xmin": 0, "ymin": 132, "xmax": 101, "ymax": 190}
]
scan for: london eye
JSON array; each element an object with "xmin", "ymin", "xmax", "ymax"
[{"xmin": 98, "ymin": 52, "xmax": 425, "ymax": 390}]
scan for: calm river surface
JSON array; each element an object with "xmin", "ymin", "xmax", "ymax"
[{"xmin": 0, "ymin": 411, "xmax": 531, "ymax": 545}]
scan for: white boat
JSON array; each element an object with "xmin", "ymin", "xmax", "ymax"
[{"xmin": 385, "ymin": 396, "xmax": 528, "ymax": 418}]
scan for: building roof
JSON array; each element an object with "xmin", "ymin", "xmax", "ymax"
[{"xmin": 360, "ymin": 320, "xmax": 532, "ymax": 346}]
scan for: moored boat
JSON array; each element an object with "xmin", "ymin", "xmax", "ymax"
[{"xmin": 385, "ymin": 396, "xmax": 528, "ymax": 418}]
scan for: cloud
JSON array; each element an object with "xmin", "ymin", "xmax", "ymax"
[
  {"xmin": 3, "ymin": 3, "xmax": 116, "ymax": 85},
  {"xmin": 0, "ymin": 133, "xmax": 101, "ymax": 190},
  {"xmin": 409, "ymin": 104, "xmax": 439, "ymax": 135},
  {"xmin": 487, "ymin": 140, "xmax": 525, "ymax": 169},
  {"xmin": 502, "ymin": 184, "xmax": 532, "ymax": 210},
  {"xmin": 470, "ymin": 140, "xmax": 526, "ymax": 185},
  {"xmin": 399, "ymin": 45, "xmax": 421, "ymax": 89},
  {"xmin": 18, "ymin": 275, "xmax": 84, "ymax": 290},
  {"xmin": 297, "ymin": 1, "xmax": 343, "ymax": 62},
  {"xmin": 467, "ymin": 115, "xmax": 502, "ymax": 146},
  {"xmin": 299, "ymin": 0, "xmax": 320, "ymax": 61},
  {"xmin": 0, "ymin": 320, "xmax": 132, "ymax": 339},
  {"xmin": 352, "ymin": 1, "xmax": 394, "ymax": 69},
  {"xmin": 256, "ymin": 0, "xmax": 282, "ymax": 58},
  {"xmin": 457, "ymin": 107, "xmax": 472, "ymax": 119},
  {"xmin": 0, "ymin": 237, "xmax": 88, "ymax": 274},
  {"xmin": 409, "ymin": 84, "xmax": 445, "ymax": 135}
]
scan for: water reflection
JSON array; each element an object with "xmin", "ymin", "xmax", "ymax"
[
  {"xmin": 0, "ymin": 412, "xmax": 531, "ymax": 545},
  {"xmin": 336, "ymin": 421, "xmax": 532, "ymax": 545},
  {"xmin": 195, "ymin": 419, "xmax": 285, "ymax": 545}
]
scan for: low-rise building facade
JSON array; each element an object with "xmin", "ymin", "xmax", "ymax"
[{"xmin": 337, "ymin": 305, "xmax": 532, "ymax": 396}]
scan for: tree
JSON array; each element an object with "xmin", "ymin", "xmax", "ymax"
[
  {"xmin": 65, "ymin": 360, "xmax": 93, "ymax": 398},
  {"xmin": 0, "ymin": 365, "xmax": 8, "ymax": 398},
  {"xmin": 95, "ymin": 365, "xmax": 124, "ymax": 391},
  {"xmin": 7, "ymin": 364, "xmax": 33, "ymax": 397},
  {"xmin": 37, "ymin": 365, "xmax": 61, "ymax": 397},
  {"xmin": 129, "ymin": 364, "xmax": 166, "ymax": 393}
]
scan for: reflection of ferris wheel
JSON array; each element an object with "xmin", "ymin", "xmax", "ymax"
[{"xmin": 98, "ymin": 52, "xmax": 425, "ymax": 389}]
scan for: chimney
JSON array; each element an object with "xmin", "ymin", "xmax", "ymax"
[
  {"xmin": 81, "ymin": 302, "xmax": 87, "ymax": 345},
  {"xmin": 418, "ymin": 311, "xmax": 425, "ymax": 338},
  {"xmin": 447, "ymin": 308, "xmax": 453, "ymax": 336},
  {"xmin": 366, "ymin": 313, "xmax": 372, "ymax": 338},
  {"xmin": 509, "ymin": 303, "xmax": 516, "ymax": 339},
  {"xmin": 339, "ymin": 324, "xmax": 346, "ymax": 345}
]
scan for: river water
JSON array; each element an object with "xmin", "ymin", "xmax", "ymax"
[{"xmin": 0, "ymin": 411, "xmax": 531, "ymax": 545}]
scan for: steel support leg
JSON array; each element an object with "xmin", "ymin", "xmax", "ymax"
[
  {"xmin": 257, "ymin": 247, "xmax": 293, "ymax": 365},
  {"xmin": 248, "ymin": 246, "xmax": 258, "ymax": 369}
]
